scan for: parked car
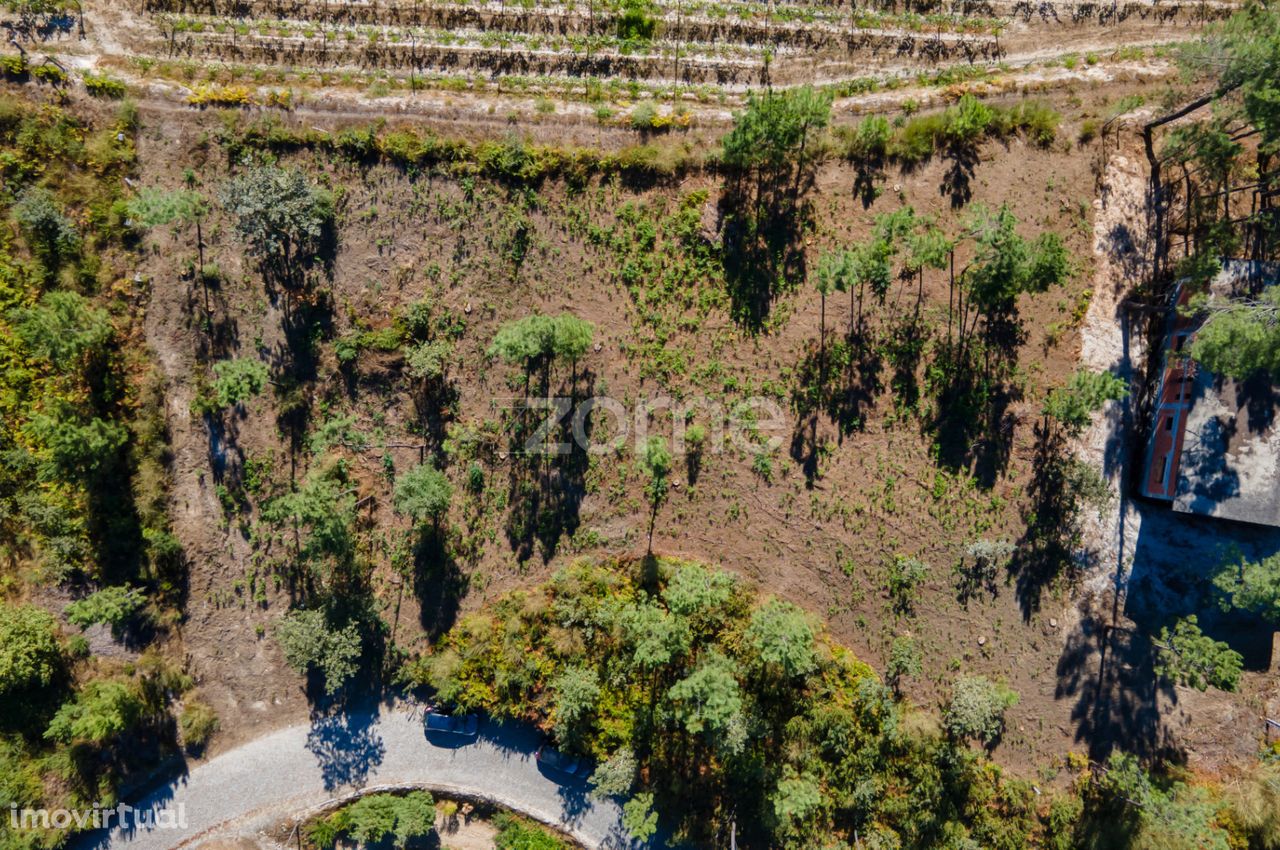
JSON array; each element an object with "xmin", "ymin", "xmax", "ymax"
[
  {"xmin": 535, "ymin": 746, "xmax": 589, "ymax": 778},
  {"xmin": 424, "ymin": 709, "xmax": 479, "ymax": 737}
]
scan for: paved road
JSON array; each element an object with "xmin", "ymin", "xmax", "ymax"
[{"xmin": 76, "ymin": 704, "xmax": 643, "ymax": 850}]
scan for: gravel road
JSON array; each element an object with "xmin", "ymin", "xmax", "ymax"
[{"xmin": 76, "ymin": 705, "xmax": 644, "ymax": 850}]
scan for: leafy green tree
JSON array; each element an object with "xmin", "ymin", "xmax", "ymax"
[
  {"xmin": 393, "ymin": 463, "xmax": 453, "ymax": 528},
  {"xmin": 221, "ymin": 165, "xmax": 333, "ymax": 277},
  {"xmin": 209, "ymin": 357, "xmax": 269, "ymax": 409},
  {"xmin": 1191, "ymin": 284, "xmax": 1280, "ymax": 380},
  {"xmin": 65, "ymin": 585, "xmax": 146, "ymax": 636},
  {"xmin": 334, "ymin": 791, "xmax": 435, "ymax": 846},
  {"xmin": 1043, "ymin": 369, "xmax": 1129, "ymax": 435},
  {"xmin": 621, "ymin": 792, "xmax": 658, "ymax": 842},
  {"xmin": 1214, "ymin": 551, "xmax": 1280, "ymax": 624},
  {"xmin": 551, "ymin": 665, "xmax": 600, "ymax": 745},
  {"xmin": 906, "ymin": 221, "xmax": 953, "ymax": 305},
  {"xmin": 589, "ymin": 747, "xmax": 637, "ymax": 799},
  {"xmin": 942, "ymin": 94, "xmax": 995, "ymax": 147},
  {"xmin": 666, "ymin": 649, "xmax": 743, "ymax": 737},
  {"xmin": 721, "ymin": 87, "xmax": 832, "ymax": 178},
  {"xmin": 745, "ymin": 599, "xmax": 818, "ymax": 679},
  {"xmin": 27, "ymin": 408, "xmax": 128, "ymax": 483},
  {"xmin": 488, "ymin": 313, "xmax": 595, "ymax": 375},
  {"xmin": 0, "ymin": 604, "xmax": 64, "ymax": 702},
  {"xmin": 637, "ymin": 436, "xmax": 672, "ymax": 554},
  {"xmin": 274, "ymin": 608, "xmax": 362, "ymax": 695},
  {"xmin": 944, "ymin": 675, "xmax": 1019, "ymax": 746},
  {"xmin": 1153, "ymin": 615, "xmax": 1243, "ymax": 692},
  {"xmin": 886, "ymin": 556, "xmax": 929, "ymax": 615},
  {"xmin": 13, "ymin": 187, "xmax": 79, "ymax": 274},
  {"xmin": 621, "ymin": 602, "xmax": 690, "ymax": 671},
  {"xmin": 812, "ymin": 250, "xmax": 841, "ymax": 361},
  {"xmin": 44, "ymin": 679, "xmax": 146, "ymax": 744},
  {"xmin": 885, "ymin": 635, "xmax": 922, "ymax": 696},
  {"xmin": 662, "ymin": 562, "xmax": 738, "ymax": 624},
  {"xmin": 771, "ymin": 771, "xmax": 824, "ymax": 839},
  {"xmin": 962, "ymin": 204, "xmax": 1070, "ymax": 333},
  {"xmin": 10, "ymin": 290, "xmax": 111, "ymax": 374},
  {"xmin": 261, "ymin": 471, "xmax": 357, "ymax": 586}
]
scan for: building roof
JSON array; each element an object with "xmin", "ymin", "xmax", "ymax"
[{"xmin": 1141, "ymin": 261, "xmax": 1280, "ymax": 527}]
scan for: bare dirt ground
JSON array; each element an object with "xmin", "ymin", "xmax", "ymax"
[
  {"xmin": 8, "ymin": 1, "xmax": 1269, "ymax": 785},
  {"xmin": 109, "ymin": 73, "xmax": 1187, "ymax": 776}
]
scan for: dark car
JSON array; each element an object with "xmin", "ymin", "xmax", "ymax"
[
  {"xmin": 425, "ymin": 710, "xmax": 479, "ymax": 737},
  {"xmin": 535, "ymin": 746, "xmax": 589, "ymax": 778}
]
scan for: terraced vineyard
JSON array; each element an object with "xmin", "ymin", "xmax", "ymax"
[{"xmin": 69, "ymin": 0, "xmax": 1234, "ymax": 104}]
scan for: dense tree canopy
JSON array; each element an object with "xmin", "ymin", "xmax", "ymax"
[
  {"xmin": 275, "ymin": 608, "xmax": 363, "ymax": 695},
  {"xmin": 0, "ymin": 604, "xmax": 64, "ymax": 702},
  {"xmin": 221, "ymin": 165, "xmax": 333, "ymax": 271},
  {"xmin": 1154, "ymin": 615, "xmax": 1243, "ymax": 692}
]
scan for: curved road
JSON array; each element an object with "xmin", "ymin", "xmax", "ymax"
[{"xmin": 77, "ymin": 705, "xmax": 643, "ymax": 850}]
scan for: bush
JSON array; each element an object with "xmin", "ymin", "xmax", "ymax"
[
  {"xmin": 843, "ymin": 114, "xmax": 892, "ymax": 160},
  {"xmin": 81, "ymin": 72, "xmax": 126, "ymax": 98},
  {"xmin": 944, "ymin": 675, "xmax": 1019, "ymax": 745},
  {"xmin": 630, "ymin": 102, "xmax": 659, "ymax": 131},
  {"xmin": 616, "ymin": 0, "xmax": 658, "ymax": 41},
  {"xmin": 275, "ymin": 609, "xmax": 362, "ymax": 695},
  {"xmin": 178, "ymin": 698, "xmax": 219, "ymax": 752},
  {"xmin": 31, "ymin": 62, "xmax": 67, "ymax": 86},
  {"xmin": 0, "ymin": 53, "xmax": 28, "ymax": 79},
  {"xmin": 0, "ymin": 604, "xmax": 65, "ymax": 701},
  {"xmin": 65, "ymin": 585, "xmax": 147, "ymax": 635},
  {"xmin": 187, "ymin": 84, "xmax": 254, "ymax": 107},
  {"xmin": 493, "ymin": 813, "xmax": 570, "ymax": 849},
  {"xmin": 891, "ymin": 112, "xmax": 945, "ymax": 164},
  {"xmin": 332, "ymin": 791, "xmax": 435, "ymax": 846},
  {"xmin": 1010, "ymin": 99, "xmax": 1061, "ymax": 147}
]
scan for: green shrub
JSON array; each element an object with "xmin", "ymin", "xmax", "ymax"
[
  {"xmin": 891, "ymin": 112, "xmax": 945, "ymax": 164},
  {"xmin": 1010, "ymin": 99, "xmax": 1061, "ymax": 146},
  {"xmin": 31, "ymin": 62, "xmax": 67, "ymax": 86},
  {"xmin": 629, "ymin": 102, "xmax": 659, "ymax": 130},
  {"xmin": 1078, "ymin": 118, "xmax": 1100, "ymax": 144},
  {"xmin": 0, "ymin": 53, "xmax": 29, "ymax": 79},
  {"xmin": 943, "ymin": 675, "xmax": 1019, "ymax": 745},
  {"xmin": 616, "ymin": 0, "xmax": 658, "ymax": 41},
  {"xmin": 0, "ymin": 604, "xmax": 65, "ymax": 700},
  {"xmin": 493, "ymin": 813, "xmax": 570, "ymax": 849},
  {"xmin": 65, "ymin": 585, "xmax": 147, "ymax": 635},
  {"xmin": 178, "ymin": 698, "xmax": 219, "ymax": 752},
  {"xmin": 841, "ymin": 114, "xmax": 892, "ymax": 160},
  {"xmin": 83, "ymin": 72, "xmax": 127, "ymax": 99}
]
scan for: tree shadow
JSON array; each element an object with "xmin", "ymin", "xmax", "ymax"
[
  {"xmin": 719, "ymin": 175, "xmax": 812, "ymax": 334},
  {"xmin": 413, "ymin": 526, "xmax": 467, "ymax": 641},
  {"xmin": 928, "ymin": 336, "xmax": 1019, "ymax": 489},
  {"xmin": 940, "ymin": 142, "xmax": 979, "ymax": 209},
  {"xmin": 1054, "ymin": 615, "xmax": 1182, "ymax": 765},
  {"xmin": 305, "ymin": 704, "xmax": 387, "ymax": 791},
  {"xmin": 503, "ymin": 370, "xmax": 595, "ymax": 564}
]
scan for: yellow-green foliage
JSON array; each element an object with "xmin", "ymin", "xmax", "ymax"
[
  {"xmin": 216, "ymin": 114, "xmax": 703, "ymax": 184},
  {"xmin": 0, "ymin": 92, "xmax": 186, "ymax": 850},
  {"xmin": 187, "ymin": 84, "xmax": 255, "ymax": 107}
]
